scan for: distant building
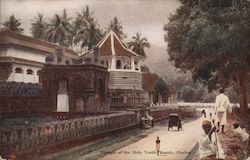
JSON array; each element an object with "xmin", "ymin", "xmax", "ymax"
[
  {"xmin": 142, "ymin": 72, "xmax": 177, "ymax": 105},
  {"xmin": 79, "ymin": 31, "xmax": 144, "ymax": 108},
  {"xmin": 0, "ymin": 29, "xmax": 78, "ymax": 83}
]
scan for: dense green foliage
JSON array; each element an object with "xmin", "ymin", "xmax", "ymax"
[
  {"xmin": 128, "ymin": 32, "xmax": 150, "ymax": 57},
  {"xmin": 31, "ymin": 13, "xmax": 48, "ymax": 40},
  {"xmin": 3, "ymin": 15, "xmax": 24, "ymax": 33},
  {"xmin": 46, "ymin": 9, "xmax": 73, "ymax": 46},
  {"xmin": 73, "ymin": 6, "xmax": 103, "ymax": 50},
  {"xmin": 164, "ymin": 0, "xmax": 250, "ymax": 110},
  {"xmin": 165, "ymin": 0, "xmax": 250, "ymax": 86},
  {"xmin": 5, "ymin": 6, "xmax": 151, "ymax": 54},
  {"xmin": 106, "ymin": 17, "xmax": 127, "ymax": 40}
]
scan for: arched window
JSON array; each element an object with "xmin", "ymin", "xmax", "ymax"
[
  {"xmin": 135, "ymin": 61, "xmax": 139, "ymax": 70},
  {"xmin": 26, "ymin": 69, "xmax": 34, "ymax": 75},
  {"xmin": 116, "ymin": 60, "xmax": 121, "ymax": 69},
  {"xmin": 15, "ymin": 68, "xmax": 23, "ymax": 73}
]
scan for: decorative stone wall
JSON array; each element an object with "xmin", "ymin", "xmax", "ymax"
[
  {"xmin": 0, "ymin": 112, "xmax": 137, "ymax": 158},
  {"xmin": 0, "ymin": 82, "xmax": 42, "ymax": 97},
  {"xmin": 109, "ymin": 89, "xmax": 144, "ymax": 108},
  {"xmin": 39, "ymin": 64, "xmax": 109, "ymax": 113},
  {"xmin": 0, "ymin": 82, "xmax": 45, "ymax": 112}
]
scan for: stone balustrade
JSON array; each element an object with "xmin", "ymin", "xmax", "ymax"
[
  {"xmin": 0, "ymin": 112, "xmax": 137, "ymax": 157},
  {"xmin": 0, "ymin": 108, "xmax": 197, "ymax": 158}
]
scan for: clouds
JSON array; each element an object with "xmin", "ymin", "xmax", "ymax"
[{"xmin": 1, "ymin": 0, "xmax": 179, "ymax": 46}]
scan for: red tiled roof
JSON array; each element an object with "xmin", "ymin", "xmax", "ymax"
[
  {"xmin": 0, "ymin": 29, "xmax": 78, "ymax": 58},
  {"xmin": 96, "ymin": 31, "xmax": 139, "ymax": 57},
  {"xmin": 142, "ymin": 73, "xmax": 161, "ymax": 91},
  {"xmin": 99, "ymin": 35, "xmax": 112, "ymax": 56}
]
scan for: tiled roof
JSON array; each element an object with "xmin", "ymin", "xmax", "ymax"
[
  {"xmin": 142, "ymin": 73, "xmax": 161, "ymax": 91},
  {"xmin": 142, "ymin": 73, "xmax": 175, "ymax": 93},
  {"xmin": 96, "ymin": 31, "xmax": 139, "ymax": 57},
  {"xmin": 99, "ymin": 35, "xmax": 112, "ymax": 56},
  {"xmin": 0, "ymin": 57, "xmax": 44, "ymax": 67},
  {"xmin": 0, "ymin": 29, "xmax": 78, "ymax": 58}
]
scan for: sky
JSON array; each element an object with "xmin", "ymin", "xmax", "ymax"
[{"xmin": 0, "ymin": 0, "xmax": 179, "ymax": 47}]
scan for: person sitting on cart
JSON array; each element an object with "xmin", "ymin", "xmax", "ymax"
[{"xmin": 199, "ymin": 120, "xmax": 225, "ymax": 160}]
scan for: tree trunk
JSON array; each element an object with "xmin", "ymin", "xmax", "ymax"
[{"xmin": 238, "ymin": 72, "xmax": 248, "ymax": 114}]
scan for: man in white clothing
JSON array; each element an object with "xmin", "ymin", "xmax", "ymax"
[
  {"xmin": 214, "ymin": 88, "xmax": 231, "ymax": 133},
  {"xmin": 199, "ymin": 120, "xmax": 225, "ymax": 160},
  {"xmin": 233, "ymin": 123, "xmax": 249, "ymax": 142}
]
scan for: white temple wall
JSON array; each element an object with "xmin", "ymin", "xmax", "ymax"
[
  {"xmin": 8, "ymin": 64, "xmax": 41, "ymax": 83},
  {"xmin": 0, "ymin": 45, "xmax": 47, "ymax": 63}
]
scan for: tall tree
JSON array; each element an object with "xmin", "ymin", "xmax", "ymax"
[
  {"xmin": 74, "ymin": 5, "xmax": 94, "ymax": 29},
  {"xmin": 46, "ymin": 9, "xmax": 72, "ymax": 46},
  {"xmin": 164, "ymin": 0, "xmax": 250, "ymax": 113},
  {"xmin": 107, "ymin": 17, "xmax": 127, "ymax": 39},
  {"xmin": 3, "ymin": 15, "xmax": 24, "ymax": 33},
  {"xmin": 73, "ymin": 5, "xmax": 103, "ymax": 50},
  {"xmin": 31, "ymin": 13, "xmax": 48, "ymax": 40},
  {"xmin": 73, "ymin": 21, "xmax": 103, "ymax": 50},
  {"xmin": 128, "ymin": 32, "xmax": 150, "ymax": 57}
]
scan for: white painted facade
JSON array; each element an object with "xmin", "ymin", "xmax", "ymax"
[
  {"xmin": 80, "ymin": 31, "xmax": 144, "ymax": 92},
  {"xmin": 0, "ymin": 45, "xmax": 47, "ymax": 63},
  {"xmin": 0, "ymin": 46, "xmax": 46, "ymax": 83},
  {"xmin": 7, "ymin": 63, "xmax": 41, "ymax": 83}
]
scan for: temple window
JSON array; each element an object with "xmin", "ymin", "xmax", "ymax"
[
  {"xmin": 26, "ymin": 69, "xmax": 34, "ymax": 75},
  {"xmin": 116, "ymin": 60, "xmax": 121, "ymax": 69},
  {"xmin": 15, "ymin": 68, "xmax": 23, "ymax": 73},
  {"xmin": 135, "ymin": 61, "xmax": 139, "ymax": 70}
]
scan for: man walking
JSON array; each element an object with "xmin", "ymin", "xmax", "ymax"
[{"xmin": 214, "ymin": 88, "xmax": 231, "ymax": 133}]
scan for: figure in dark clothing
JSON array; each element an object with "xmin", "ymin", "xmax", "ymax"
[
  {"xmin": 201, "ymin": 109, "xmax": 206, "ymax": 118},
  {"xmin": 156, "ymin": 137, "xmax": 160, "ymax": 155}
]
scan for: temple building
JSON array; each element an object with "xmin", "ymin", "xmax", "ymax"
[
  {"xmin": 79, "ymin": 31, "xmax": 144, "ymax": 108},
  {"xmin": 0, "ymin": 29, "xmax": 109, "ymax": 113},
  {"xmin": 142, "ymin": 72, "xmax": 177, "ymax": 105},
  {"xmin": 39, "ymin": 49, "xmax": 109, "ymax": 113},
  {"xmin": 0, "ymin": 29, "xmax": 177, "ymax": 113},
  {"xmin": 0, "ymin": 29, "xmax": 78, "ymax": 83}
]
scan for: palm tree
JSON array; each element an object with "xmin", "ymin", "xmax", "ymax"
[
  {"xmin": 3, "ymin": 15, "xmax": 24, "ymax": 33},
  {"xmin": 128, "ymin": 32, "xmax": 150, "ymax": 57},
  {"xmin": 31, "ymin": 13, "xmax": 48, "ymax": 40},
  {"xmin": 73, "ymin": 5, "xmax": 103, "ymax": 50},
  {"xmin": 73, "ymin": 21, "xmax": 103, "ymax": 50},
  {"xmin": 46, "ymin": 9, "xmax": 72, "ymax": 46},
  {"xmin": 107, "ymin": 17, "xmax": 127, "ymax": 40},
  {"xmin": 74, "ymin": 5, "xmax": 94, "ymax": 29}
]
